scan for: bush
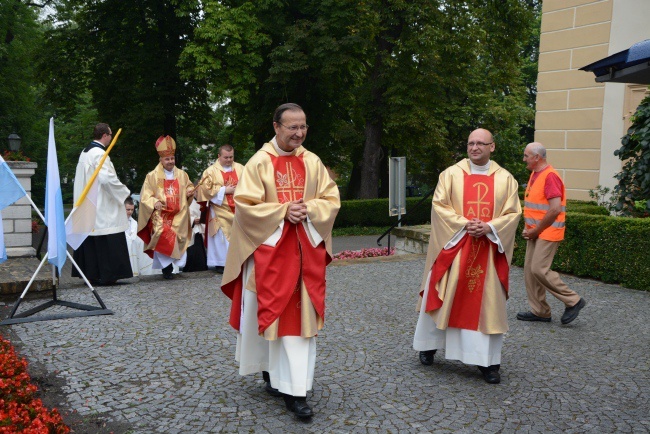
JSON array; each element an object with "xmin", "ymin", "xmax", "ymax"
[
  {"xmin": 512, "ymin": 213, "xmax": 650, "ymax": 291},
  {"xmin": 338, "ymin": 197, "xmax": 648, "ymax": 290},
  {"xmin": 335, "ymin": 197, "xmax": 431, "ymax": 228},
  {"xmin": 565, "ymin": 200, "xmax": 610, "ymax": 216},
  {"xmin": 335, "ymin": 197, "xmax": 609, "ymax": 228}
]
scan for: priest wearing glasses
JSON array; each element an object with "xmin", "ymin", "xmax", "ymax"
[{"xmin": 220, "ymin": 103, "xmax": 340, "ymax": 419}]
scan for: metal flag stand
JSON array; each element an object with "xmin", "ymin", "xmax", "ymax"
[{"xmin": 0, "ymin": 193, "xmax": 113, "ymax": 326}]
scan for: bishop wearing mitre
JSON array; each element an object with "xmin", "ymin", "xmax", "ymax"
[{"xmin": 137, "ymin": 135, "xmax": 195, "ymax": 279}]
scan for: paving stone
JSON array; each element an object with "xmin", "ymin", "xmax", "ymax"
[{"xmin": 0, "ymin": 241, "xmax": 648, "ymax": 432}]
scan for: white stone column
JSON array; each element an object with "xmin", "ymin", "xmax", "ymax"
[{"xmin": 2, "ymin": 161, "xmax": 37, "ymax": 257}]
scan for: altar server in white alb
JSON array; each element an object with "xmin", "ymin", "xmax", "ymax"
[
  {"xmin": 71, "ymin": 123, "xmax": 132, "ymax": 285},
  {"xmin": 195, "ymin": 144, "xmax": 244, "ymax": 274},
  {"xmin": 124, "ymin": 197, "xmax": 159, "ymax": 276}
]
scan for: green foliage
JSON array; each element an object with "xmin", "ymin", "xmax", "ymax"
[
  {"xmin": 335, "ymin": 197, "xmax": 606, "ymax": 229},
  {"xmin": 335, "ymin": 197, "xmax": 432, "ymax": 228},
  {"xmin": 182, "ymin": 0, "xmax": 539, "ymax": 198},
  {"xmin": 332, "ymin": 226, "xmax": 385, "ymax": 237},
  {"xmin": 0, "ymin": 2, "xmax": 42, "ymax": 162},
  {"xmin": 16, "ymin": 0, "xmax": 539, "ymax": 205},
  {"xmin": 613, "ymin": 92, "xmax": 650, "ymax": 216},
  {"xmin": 512, "ymin": 213, "xmax": 650, "ymax": 291},
  {"xmin": 588, "ymin": 185, "xmax": 615, "ymax": 212},
  {"xmin": 38, "ymin": 0, "xmax": 213, "ymax": 191},
  {"xmin": 564, "ymin": 200, "xmax": 610, "ymax": 216}
]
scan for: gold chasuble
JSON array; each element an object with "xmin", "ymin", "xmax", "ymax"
[
  {"xmin": 221, "ymin": 142, "xmax": 340, "ymax": 340},
  {"xmin": 195, "ymin": 161, "xmax": 245, "ymax": 241},
  {"xmin": 137, "ymin": 164, "xmax": 194, "ymax": 259},
  {"xmin": 418, "ymin": 159, "xmax": 521, "ymax": 335}
]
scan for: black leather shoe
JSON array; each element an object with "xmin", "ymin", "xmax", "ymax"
[
  {"xmin": 162, "ymin": 264, "xmax": 174, "ymax": 279},
  {"xmin": 561, "ymin": 298, "xmax": 586, "ymax": 324},
  {"xmin": 478, "ymin": 365, "xmax": 501, "ymax": 384},
  {"xmin": 516, "ymin": 311, "xmax": 551, "ymax": 322},
  {"xmin": 261, "ymin": 371, "xmax": 282, "ymax": 397},
  {"xmin": 419, "ymin": 350, "xmax": 436, "ymax": 366},
  {"xmin": 284, "ymin": 396, "xmax": 313, "ymax": 419},
  {"xmin": 265, "ymin": 382, "xmax": 283, "ymax": 397},
  {"xmin": 214, "ymin": 266, "xmax": 224, "ymax": 274}
]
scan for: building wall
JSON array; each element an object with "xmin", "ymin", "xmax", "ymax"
[
  {"xmin": 599, "ymin": 1, "xmax": 650, "ymax": 192},
  {"xmin": 536, "ymin": 0, "xmax": 650, "ymax": 200}
]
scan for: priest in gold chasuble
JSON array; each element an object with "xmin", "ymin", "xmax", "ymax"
[
  {"xmin": 137, "ymin": 136, "xmax": 195, "ymax": 280},
  {"xmin": 195, "ymin": 144, "xmax": 244, "ymax": 273},
  {"xmin": 413, "ymin": 128, "xmax": 521, "ymax": 385},
  {"xmin": 221, "ymin": 104, "xmax": 340, "ymax": 419}
]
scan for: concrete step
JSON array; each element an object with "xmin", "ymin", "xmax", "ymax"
[
  {"xmin": 0, "ymin": 257, "xmax": 55, "ymax": 296},
  {"xmin": 391, "ymin": 225, "xmax": 431, "ymax": 255}
]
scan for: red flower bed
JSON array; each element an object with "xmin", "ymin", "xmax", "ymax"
[
  {"xmin": 0, "ymin": 336, "xmax": 69, "ymax": 434},
  {"xmin": 333, "ymin": 247, "xmax": 395, "ymax": 260}
]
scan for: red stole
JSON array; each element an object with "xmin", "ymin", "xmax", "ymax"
[
  {"xmin": 139, "ymin": 179, "xmax": 180, "ymax": 257},
  {"xmin": 222, "ymin": 153, "xmax": 329, "ymax": 334},
  {"xmin": 157, "ymin": 179, "xmax": 181, "ymax": 256},
  {"xmin": 251, "ymin": 154, "xmax": 327, "ymax": 335},
  {"xmin": 221, "ymin": 170, "xmax": 238, "ymax": 212},
  {"xmin": 425, "ymin": 173, "xmax": 509, "ymax": 331}
]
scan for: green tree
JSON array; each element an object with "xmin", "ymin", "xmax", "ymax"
[
  {"xmin": 0, "ymin": 0, "xmax": 42, "ymax": 156},
  {"xmin": 182, "ymin": 0, "xmax": 537, "ymax": 199},
  {"xmin": 180, "ymin": 0, "xmax": 365, "ymax": 171},
  {"xmin": 39, "ymin": 0, "xmax": 213, "ymax": 191},
  {"xmin": 613, "ymin": 93, "xmax": 650, "ymax": 216}
]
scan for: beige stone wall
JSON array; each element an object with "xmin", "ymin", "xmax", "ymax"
[
  {"xmin": 536, "ymin": 0, "xmax": 650, "ymax": 201},
  {"xmin": 536, "ymin": 0, "xmax": 613, "ymax": 201}
]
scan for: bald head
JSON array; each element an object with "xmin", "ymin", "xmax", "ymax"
[
  {"xmin": 471, "ymin": 128, "xmax": 494, "ymax": 143},
  {"xmin": 467, "ymin": 128, "xmax": 495, "ymax": 165}
]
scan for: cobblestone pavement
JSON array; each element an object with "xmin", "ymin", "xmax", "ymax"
[{"xmin": 1, "ymin": 252, "xmax": 649, "ymax": 433}]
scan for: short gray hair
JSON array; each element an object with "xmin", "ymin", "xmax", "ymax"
[{"xmin": 527, "ymin": 142, "xmax": 547, "ymax": 159}]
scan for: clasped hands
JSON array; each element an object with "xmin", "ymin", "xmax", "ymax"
[
  {"xmin": 154, "ymin": 187, "xmax": 195, "ymax": 211},
  {"xmin": 466, "ymin": 218, "xmax": 492, "ymax": 238},
  {"xmin": 285, "ymin": 198, "xmax": 308, "ymax": 224}
]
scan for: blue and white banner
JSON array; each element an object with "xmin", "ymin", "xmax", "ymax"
[
  {"xmin": 44, "ymin": 117, "xmax": 67, "ymax": 271},
  {"xmin": 0, "ymin": 155, "xmax": 28, "ymax": 264}
]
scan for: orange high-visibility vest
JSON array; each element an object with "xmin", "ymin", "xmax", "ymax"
[{"xmin": 524, "ymin": 166, "xmax": 566, "ymax": 241}]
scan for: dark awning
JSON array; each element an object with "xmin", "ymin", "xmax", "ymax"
[{"xmin": 580, "ymin": 39, "xmax": 650, "ymax": 84}]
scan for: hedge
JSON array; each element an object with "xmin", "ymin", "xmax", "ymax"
[
  {"xmin": 564, "ymin": 200, "xmax": 610, "ymax": 216},
  {"xmin": 337, "ymin": 198, "xmax": 649, "ymax": 291},
  {"xmin": 334, "ymin": 197, "xmax": 431, "ymax": 228},
  {"xmin": 511, "ymin": 213, "xmax": 650, "ymax": 291},
  {"xmin": 335, "ymin": 198, "xmax": 609, "ymax": 228}
]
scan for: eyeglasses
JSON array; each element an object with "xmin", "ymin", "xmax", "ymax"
[
  {"xmin": 467, "ymin": 141, "xmax": 493, "ymax": 148},
  {"xmin": 278, "ymin": 122, "xmax": 309, "ymax": 132}
]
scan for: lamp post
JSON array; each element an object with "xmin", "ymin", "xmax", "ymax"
[{"xmin": 7, "ymin": 133, "xmax": 21, "ymax": 151}]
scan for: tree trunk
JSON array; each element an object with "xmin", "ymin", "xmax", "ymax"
[
  {"xmin": 357, "ymin": 13, "xmax": 400, "ymax": 199},
  {"xmin": 358, "ymin": 119, "xmax": 383, "ymax": 198}
]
